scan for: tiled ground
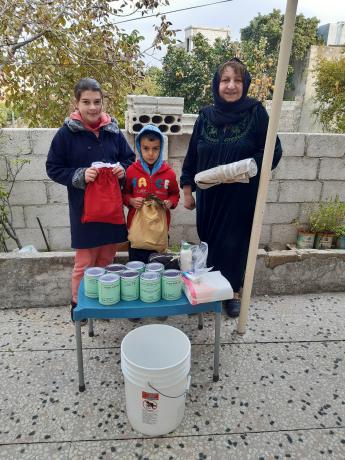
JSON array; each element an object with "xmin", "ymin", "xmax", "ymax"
[{"xmin": 1, "ymin": 292, "xmax": 345, "ymax": 459}]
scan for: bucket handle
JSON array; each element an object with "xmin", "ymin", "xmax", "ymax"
[{"xmin": 147, "ymin": 375, "xmax": 191, "ymax": 399}]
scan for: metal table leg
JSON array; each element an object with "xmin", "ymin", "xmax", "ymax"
[
  {"xmin": 88, "ymin": 318, "xmax": 94, "ymax": 337},
  {"xmin": 75, "ymin": 321, "xmax": 85, "ymax": 392},
  {"xmin": 198, "ymin": 313, "xmax": 204, "ymax": 330},
  {"xmin": 213, "ymin": 311, "xmax": 221, "ymax": 382}
]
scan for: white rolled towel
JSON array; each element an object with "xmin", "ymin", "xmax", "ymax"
[{"xmin": 194, "ymin": 158, "xmax": 258, "ymax": 190}]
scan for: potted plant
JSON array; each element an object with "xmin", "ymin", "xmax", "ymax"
[
  {"xmin": 292, "ymin": 218, "xmax": 315, "ymax": 249},
  {"xmin": 308, "ymin": 197, "xmax": 345, "ymax": 249},
  {"xmin": 334, "ymin": 225, "xmax": 345, "ymax": 249}
]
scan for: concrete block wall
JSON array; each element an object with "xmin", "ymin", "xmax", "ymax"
[{"xmin": 1, "ymin": 127, "xmax": 345, "ymax": 251}]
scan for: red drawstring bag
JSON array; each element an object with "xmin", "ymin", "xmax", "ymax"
[{"xmin": 81, "ymin": 167, "xmax": 125, "ymax": 224}]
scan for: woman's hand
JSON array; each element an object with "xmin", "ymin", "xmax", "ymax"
[
  {"xmin": 85, "ymin": 167, "xmax": 98, "ymax": 183},
  {"xmin": 112, "ymin": 164, "xmax": 125, "ymax": 179},
  {"xmin": 184, "ymin": 195, "xmax": 195, "ymax": 210},
  {"xmin": 129, "ymin": 197, "xmax": 145, "ymax": 209},
  {"xmin": 163, "ymin": 200, "xmax": 172, "ymax": 209}
]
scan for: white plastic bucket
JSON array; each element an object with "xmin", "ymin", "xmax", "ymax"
[{"xmin": 121, "ymin": 324, "xmax": 191, "ymax": 436}]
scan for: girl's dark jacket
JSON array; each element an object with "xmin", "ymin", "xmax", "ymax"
[{"xmin": 46, "ymin": 117, "xmax": 135, "ymax": 249}]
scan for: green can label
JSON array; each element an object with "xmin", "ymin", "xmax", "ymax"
[
  {"xmin": 140, "ymin": 272, "xmax": 161, "ymax": 303},
  {"xmin": 162, "ymin": 269, "xmax": 182, "ymax": 300},
  {"xmin": 98, "ymin": 274, "xmax": 120, "ymax": 305},
  {"xmin": 84, "ymin": 267, "xmax": 105, "ymax": 298},
  {"xmin": 121, "ymin": 270, "xmax": 140, "ymax": 301}
]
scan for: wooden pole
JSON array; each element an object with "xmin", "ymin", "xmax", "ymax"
[{"xmin": 237, "ymin": 0, "xmax": 298, "ymax": 334}]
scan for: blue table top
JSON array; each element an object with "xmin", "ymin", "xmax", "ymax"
[{"xmin": 74, "ymin": 279, "xmax": 222, "ymax": 320}]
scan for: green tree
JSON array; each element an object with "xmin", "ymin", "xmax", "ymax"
[
  {"xmin": 0, "ymin": 0, "xmax": 175, "ymax": 127},
  {"xmin": 159, "ymin": 34, "xmax": 239, "ymax": 113},
  {"xmin": 241, "ymin": 9, "xmax": 321, "ymax": 92},
  {"xmin": 313, "ymin": 55, "xmax": 345, "ymax": 133}
]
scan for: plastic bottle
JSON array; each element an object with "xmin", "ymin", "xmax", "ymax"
[{"xmin": 180, "ymin": 242, "xmax": 193, "ymax": 273}]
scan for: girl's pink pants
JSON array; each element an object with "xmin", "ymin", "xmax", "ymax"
[{"xmin": 71, "ymin": 244, "xmax": 117, "ymax": 303}]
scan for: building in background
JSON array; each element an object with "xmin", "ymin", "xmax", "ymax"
[
  {"xmin": 179, "ymin": 26, "xmax": 230, "ymax": 52},
  {"xmin": 318, "ymin": 22, "xmax": 345, "ymax": 45}
]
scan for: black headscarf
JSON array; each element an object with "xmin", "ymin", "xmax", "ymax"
[{"xmin": 201, "ymin": 57, "xmax": 259, "ymax": 126}]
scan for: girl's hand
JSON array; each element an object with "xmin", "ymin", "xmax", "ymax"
[
  {"xmin": 85, "ymin": 167, "xmax": 98, "ymax": 183},
  {"xmin": 129, "ymin": 197, "xmax": 145, "ymax": 209},
  {"xmin": 163, "ymin": 200, "xmax": 172, "ymax": 209},
  {"xmin": 184, "ymin": 195, "xmax": 195, "ymax": 210},
  {"xmin": 112, "ymin": 164, "xmax": 125, "ymax": 179}
]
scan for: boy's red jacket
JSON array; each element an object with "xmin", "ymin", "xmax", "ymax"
[{"xmin": 123, "ymin": 160, "xmax": 180, "ymax": 229}]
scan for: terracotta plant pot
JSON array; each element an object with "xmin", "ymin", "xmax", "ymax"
[
  {"xmin": 314, "ymin": 232, "xmax": 334, "ymax": 249},
  {"xmin": 296, "ymin": 231, "xmax": 315, "ymax": 249}
]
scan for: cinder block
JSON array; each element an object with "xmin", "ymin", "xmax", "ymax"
[
  {"xmin": 10, "ymin": 181, "xmax": 47, "ymax": 205},
  {"xmin": 29, "ymin": 129, "xmax": 57, "ymax": 156},
  {"xmin": 15, "ymin": 228, "xmax": 49, "ymax": 251},
  {"xmin": 274, "ymin": 157, "xmax": 319, "ymax": 180},
  {"xmin": 16, "ymin": 157, "xmax": 49, "ymax": 181},
  {"xmin": 306, "ymin": 134, "xmax": 345, "ymax": 158},
  {"xmin": 321, "ymin": 181, "xmax": 345, "ymax": 201},
  {"xmin": 10, "ymin": 206, "xmax": 25, "ymax": 228},
  {"xmin": 279, "ymin": 181, "xmax": 322, "ymax": 202},
  {"xmin": 271, "ymin": 224, "xmax": 297, "ymax": 244},
  {"xmin": 168, "ymin": 135, "xmax": 190, "ymax": 159},
  {"xmin": 24, "ymin": 204, "xmax": 69, "ymax": 228},
  {"xmin": 298, "ymin": 203, "xmax": 315, "ymax": 224},
  {"xmin": 170, "ymin": 205, "xmax": 196, "ymax": 226},
  {"xmin": 279, "ymin": 133, "xmax": 305, "ymax": 157},
  {"xmin": 263, "ymin": 203, "xmax": 299, "ymax": 224},
  {"xmin": 48, "ymin": 227, "xmax": 71, "ymax": 250},
  {"xmin": 319, "ymin": 158, "xmax": 345, "ymax": 180},
  {"xmin": 46, "ymin": 182, "xmax": 68, "ymax": 204},
  {"xmin": 259, "ymin": 224, "xmax": 271, "ymax": 245},
  {"xmin": 181, "ymin": 114, "xmax": 198, "ymax": 135},
  {"xmin": 121, "ymin": 130, "xmax": 135, "ymax": 150},
  {"xmin": 0, "ymin": 129, "xmax": 32, "ymax": 156},
  {"xmin": 267, "ymin": 181, "xmax": 279, "ymax": 202},
  {"xmin": 169, "ymin": 224, "xmax": 198, "ymax": 246}
]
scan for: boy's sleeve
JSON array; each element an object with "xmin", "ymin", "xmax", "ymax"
[
  {"xmin": 168, "ymin": 170, "xmax": 180, "ymax": 209},
  {"xmin": 122, "ymin": 167, "xmax": 133, "ymax": 208},
  {"xmin": 117, "ymin": 131, "xmax": 136, "ymax": 170}
]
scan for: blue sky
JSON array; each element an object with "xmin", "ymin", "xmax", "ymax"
[{"xmin": 119, "ymin": 0, "xmax": 345, "ymax": 66}]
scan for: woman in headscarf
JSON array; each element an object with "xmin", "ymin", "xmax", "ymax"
[{"xmin": 180, "ymin": 58, "xmax": 282, "ymax": 317}]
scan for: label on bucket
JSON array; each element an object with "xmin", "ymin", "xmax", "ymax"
[
  {"xmin": 142, "ymin": 391, "xmax": 159, "ymax": 400},
  {"xmin": 142, "ymin": 399, "xmax": 158, "ymax": 424}
]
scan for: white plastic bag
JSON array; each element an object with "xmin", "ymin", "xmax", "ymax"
[{"xmin": 180, "ymin": 241, "xmax": 210, "ymax": 280}]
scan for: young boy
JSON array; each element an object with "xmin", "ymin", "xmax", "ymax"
[{"xmin": 123, "ymin": 124, "xmax": 180, "ymax": 263}]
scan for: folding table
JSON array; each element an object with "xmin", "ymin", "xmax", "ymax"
[{"xmin": 74, "ymin": 279, "xmax": 222, "ymax": 392}]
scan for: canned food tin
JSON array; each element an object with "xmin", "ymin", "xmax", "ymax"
[
  {"xmin": 140, "ymin": 271, "xmax": 161, "ymax": 303},
  {"xmin": 145, "ymin": 262, "xmax": 165, "ymax": 275},
  {"xmin": 120, "ymin": 270, "xmax": 140, "ymax": 301},
  {"xmin": 84, "ymin": 267, "xmax": 105, "ymax": 298},
  {"xmin": 162, "ymin": 269, "xmax": 182, "ymax": 300},
  {"xmin": 105, "ymin": 263, "xmax": 127, "ymax": 274},
  {"xmin": 98, "ymin": 273, "xmax": 120, "ymax": 305},
  {"xmin": 126, "ymin": 260, "xmax": 146, "ymax": 273}
]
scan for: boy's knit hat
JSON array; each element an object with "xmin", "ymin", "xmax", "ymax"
[{"xmin": 136, "ymin": 124, "xmax": 164, "ymax": 175}]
